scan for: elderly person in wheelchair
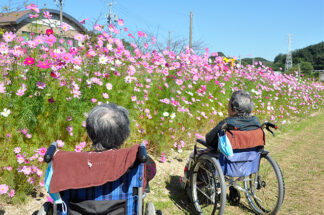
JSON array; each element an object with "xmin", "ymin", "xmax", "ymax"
[
  {"xmin": 39, "ymin": 103, "xmax": 158, "ymax": 215},
  {"xmin": 181, "ymin": 90, "xmax": 284, "ymax": 215}
]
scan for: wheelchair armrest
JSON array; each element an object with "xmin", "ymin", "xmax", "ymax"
[
  {"xmin": 196, "ymin": 139, "xmax": 209, "ymax": 148},
  {"xmin": 44, "ymin": 142, "xmax": 57, "ymax": 163},
  {"xmin": 137, "ymin": 145, "xmax": 148, "ymax": 163}
]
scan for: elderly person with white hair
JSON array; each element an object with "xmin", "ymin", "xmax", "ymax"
[{"xmin": 206, "ymin": 90, "xmax": 261, "ymax": 147}]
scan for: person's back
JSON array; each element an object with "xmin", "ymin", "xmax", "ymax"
[{"xmin": 206, "ymin": 90, "xmax": 261, "ymax": 148}]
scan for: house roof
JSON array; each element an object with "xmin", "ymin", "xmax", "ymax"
[{"xmin": 0, "ymin": 9, "xmax": 87, "ymax": 33}]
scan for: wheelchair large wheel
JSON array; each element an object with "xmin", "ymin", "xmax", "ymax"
[
  {"xmin": 38, "ymin": 202, "xmax": 53, "ymax": 215},
  {"xmin": 190, "ymin": 154, "xmax": 226, "ymax": 215},
  {"xmin": 244, "ymin": 154, "xmax": 285, "ymax": 215}
]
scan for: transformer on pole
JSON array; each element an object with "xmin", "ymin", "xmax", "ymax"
[{"xmin": 285, "ymin": 34, "xmax": 293, "ymax": 72}]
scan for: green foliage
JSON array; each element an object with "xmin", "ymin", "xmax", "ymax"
[{"xmin": 273, "ymin": 41, "xmax": 324, "ymax": 71}]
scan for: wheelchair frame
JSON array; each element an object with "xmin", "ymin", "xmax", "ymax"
[{"xmin": 184, "ymin": 124, "xmax": 285, "ymax": 215}]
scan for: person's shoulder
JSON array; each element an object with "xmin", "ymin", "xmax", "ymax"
[{"xmin": 249, "ymin": 115, "xmax": 261, "ymax": 124}]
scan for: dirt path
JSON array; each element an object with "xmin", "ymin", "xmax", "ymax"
[
  {"xmin": 146, "ymin": 112, "xmax": 324, "ymax": 215},
  {"xmin": 1, "ymin": 112, "xmax": 324, "ymax": 215}
]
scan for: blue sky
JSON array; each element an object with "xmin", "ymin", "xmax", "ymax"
[{"xmin": 2, "ymin": 0, "xmax": 324, "ymax": 61}]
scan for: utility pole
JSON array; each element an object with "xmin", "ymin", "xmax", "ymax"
[
  {"xmin": 168, "ymin": 31, "xmax": 171, "ymax": 51},
  {"xmin": 189, "ymin": 11, "xmax": 193, "ymax": 49},
  {"xmin": 285, "ymin": 33, "xmax": 293, "ymax": 72},
  {"xmin": 55, "ymin": 0, "xmax": 64, "ymax": 36},
  {"xmin": 107, "ymin": 1, "xmax": 113, "ymax": 25},
  {"xmin": 105, "ymin": 1, "xmax": 118, "ymax": 30}
]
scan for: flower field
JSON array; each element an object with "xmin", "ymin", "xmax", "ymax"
[{"xmin": 0, "ymin": 4, "xmax": 323, "ymax": 203}]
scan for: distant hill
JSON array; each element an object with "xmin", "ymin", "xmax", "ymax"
[
  {"xmin": 241, "ymin": 57, "xmax": 273, "ymax": 67},
  {"xmin": 272, "ymin": 42, "xmax": 324, "ymax": 71}
]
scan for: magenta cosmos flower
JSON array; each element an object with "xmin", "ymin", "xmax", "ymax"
[
  {"xmin": 46, "ymin": 29, "xmax": 54, "ymax": 36},
  {"xmin": 37, "ymin": 60, "xmax": 50, "ymax": 69},
  {"xmin": 24, "ymin": 57, "xmax": 35, "ymax": 65}
]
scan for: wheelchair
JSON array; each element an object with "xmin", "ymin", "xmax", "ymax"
[
  {"xmin": 181, "ymin": 122, "xmax": 285, "ymax": 215},
  {"xmin": 38, "ymin": 143, "xmax": 161, "ymax": 215}
]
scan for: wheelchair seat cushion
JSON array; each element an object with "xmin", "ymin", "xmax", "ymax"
[
  {"xmin": 226, "ymin": 128, "xmax": 265, "ymax": 149},
  {"xmin": 50, "ymin": 144, "xmax": 140, "ymax": 193}
]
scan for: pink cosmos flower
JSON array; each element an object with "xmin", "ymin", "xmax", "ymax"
[
  {"xmin": 75, "ymin": 145, "xmax": 82, "ymax": 152},
  {"xmin": 24, "ymin": 57, "xmax": 35, "ymax": 65},
  {"xmin": 16, "ymin": 84, "xmax": 27, "ymax": 96},
  {"xmin": 29, "ymin": 13, "xmax": 39, "ymax": 19},
  {"xmin": 57, "ymin": 140, "xmax": 64, "ymax": 148},
  {"xmin": 79, "ymin": 17, "xmax": 89, "ymax": 24},
  {"xmin": 46, "ymin": 35, "xmax": 57, "ymax": 46},
  {"xmin": 16, "ymin": 154, "xmax": 25, "ymax": 164},
  {"xmin": 160, "ymin": 152, "xmax": 166, "ymax": 163},
  {"xmin": 138, "ymin": 31, "xmax": 144, "ymax": 37},
  {"xmin": 142, "ymin": 140, "xmax": 148, "ymax": 147},
  {"xmin": 117, "ymin": 19, "xmax": 124, "ymax": 26},
  {"xmin": 0, "ymin": 82, "xmax": 6, "ymax": 93},
  {"xmin": 0, "ymin": 184, "xmax": 9, "ymax": 194},
  {"xmin": 131, "ymin": 95, "xmax": 137, "ymax": 102},
  {"xmin": 74, "ymin": 33, "xmax": 85, "ymax": 42},
  {"xmin": 79, "ymin": 142, "xmax": 86, "ymax": 147},
  {"xmin": 25, "ymin": 134, "xmax": 32, "ymax": 139},
  {"xmin": 26, "ymin": 3, "xmax": 39, "ymax": 13},
  {"xmin": 3, "ymin": 32, "xmax": 16, "ymax": 43},
  {"xmin": 37, "ymin": 60, "xmax": 50, "ymax": 69},
  {"xmin": 38, "ymin": 147, "xmax": 47, "ymax": 156},
  {"xmin": 43, "ymin": 11, "xmax": 52, "ymax": 18},
  {"xmin": 176, "ymin": 79, "xmax": 183, "ymax": 86},
  {"xmin": 103, "ymin": 93, "xmax": 109, "ymax": 99},
  {"xmin": 61, "ymin": 22, "xmax": 70, "ymax": 32},
  {"xmin": 8, "ymin": 189, "xmax": 15, "ymax": 197},
  {"xmin": 108, "ymin": 24, "xmax": 115, "ymax": 32},
  {"xmin": 67, "ymin": 40, "xmax": 73, "ymax": 46},
  {"xmin": 94, "ymin": 24, "xmax": 103, "ymax": 31},
  {"xmin": 91, "ymin": 98, "xmax": 97, "ymax": 103}
]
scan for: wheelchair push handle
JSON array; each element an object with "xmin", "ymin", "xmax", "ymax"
[
  {"xmin": 261, "ymin": 122, "xmax": 278, "ymax": 136},
  {"xmin": 44, "ymin": 142, "xmax": 57, "ymax": 163},
  {"xmin": 137, "ymin": 144, "xmax": 148, "ymax": 163}
]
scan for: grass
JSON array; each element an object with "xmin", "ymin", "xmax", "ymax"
[{"xmin": 146, "ymin": 110, "xmax": 324, "ymax": 215}]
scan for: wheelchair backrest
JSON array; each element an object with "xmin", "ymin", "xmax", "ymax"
[
  {"xmin": 47, "ymin": 144, "xmax": 146, "ymax": 215},
  {"xmin": 225, "ymin": 128, "xmax": 265, "ymax": 150}
]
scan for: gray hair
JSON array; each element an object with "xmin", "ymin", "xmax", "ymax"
[
  {"xmin": 229, "ymin": 90, "xmax": 253, "ymax": 117},
  {"xmin": 86, "ymin": 103, "xmax": 130, "ymax": 151}
]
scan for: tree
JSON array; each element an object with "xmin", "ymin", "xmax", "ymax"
[{"xmin": 300, "ymin": 61, "xmax": 314, "ymax": 77}]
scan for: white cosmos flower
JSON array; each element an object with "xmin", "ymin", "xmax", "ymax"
[
  {"xmin": 163, "ymin": 112, "xmax": 169, "ymax": 117},
  {"xmin": 0, "ymin": 108, "xmax": 11, "ymax": 117},
  {"xmin": 170, "ymin": 113, "xmax": 176, "ymax": 119},
  {"xmin": 99, "ymin": 55, "xmax": 108, "ymax": 65},
  {"xmin": 106, "ymin": 83, "xmax": 113, "ymax": 90}
]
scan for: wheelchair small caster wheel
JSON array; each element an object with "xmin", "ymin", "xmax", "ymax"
[{"xmin": 228, "ymin": 186, "xmax": 241, "ymax": 206}]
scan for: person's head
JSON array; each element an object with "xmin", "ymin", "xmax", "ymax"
[
  {"xmin": 228, "ymin": 90, "xmax": 253, "ymax": 117},
  {"xmin": 86, "ymin": 103, "xmax": 130, "ymax": 151}
]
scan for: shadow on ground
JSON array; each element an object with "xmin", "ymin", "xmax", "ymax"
[
  {"xmin": 0, "ymin": 210, "xmax": 4, "ymax": 215},
  {"xmin": 165, "ymin": 175, "xmax": 196, "ymax": 214}
]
